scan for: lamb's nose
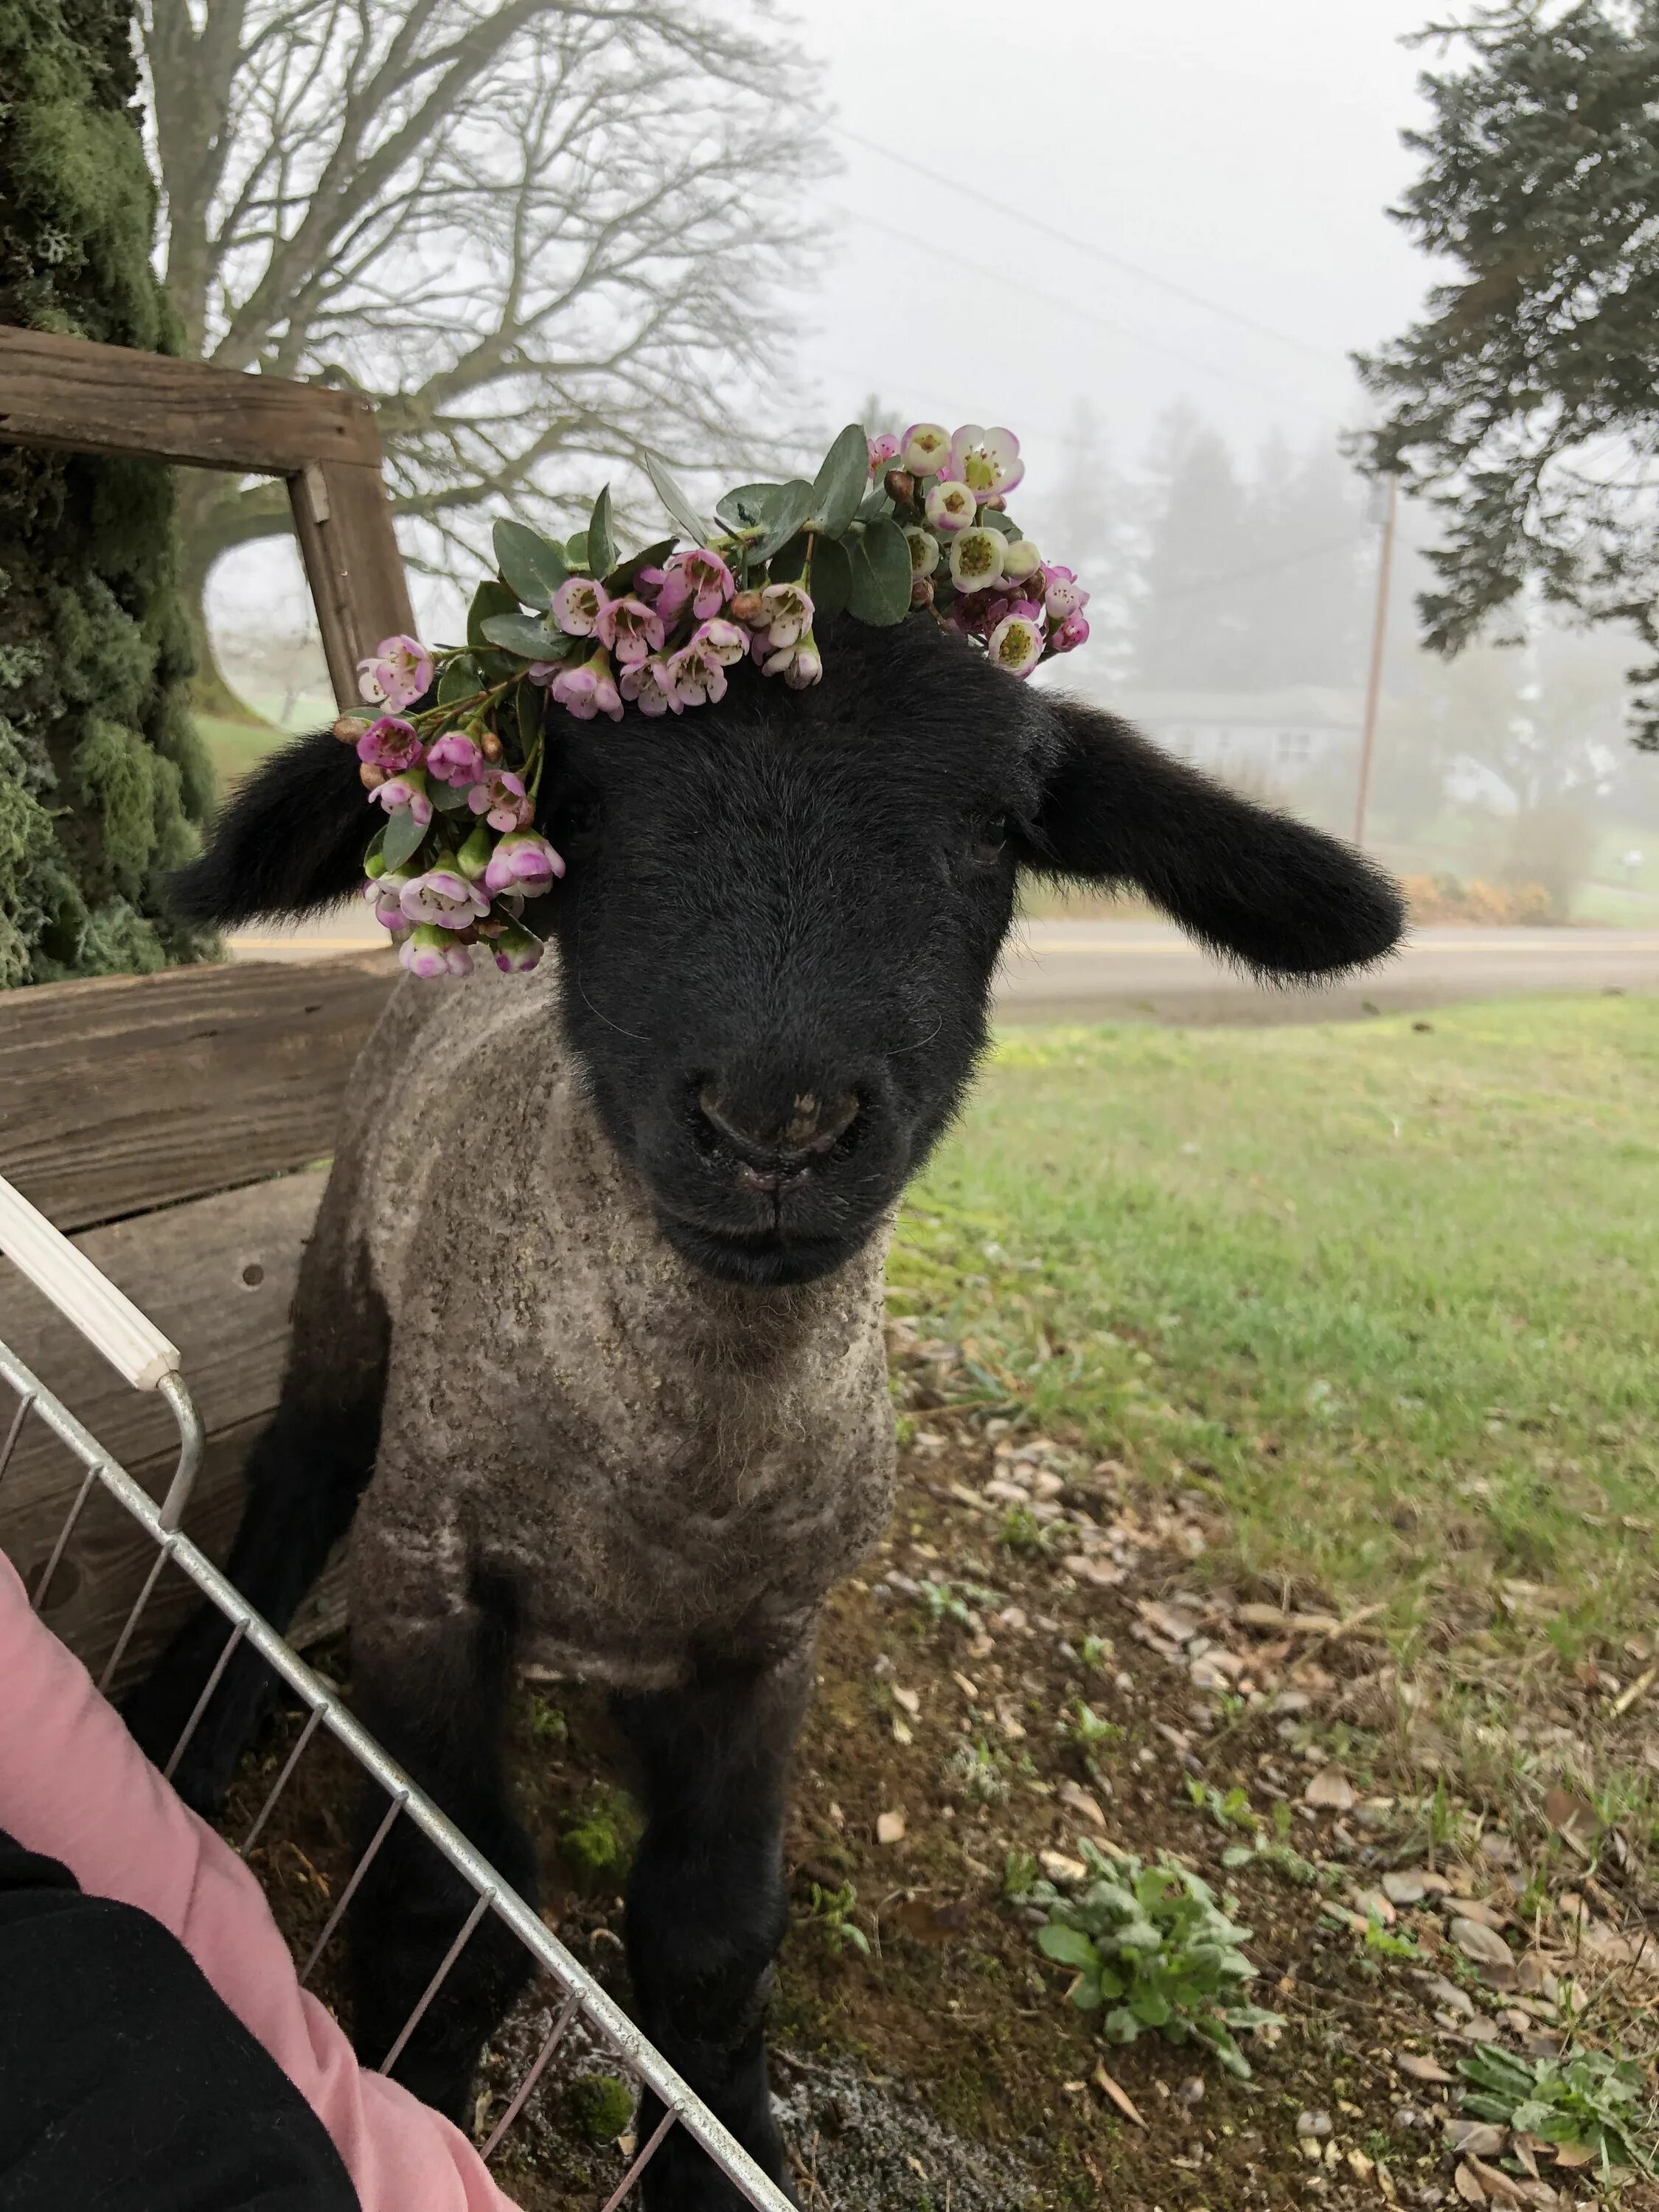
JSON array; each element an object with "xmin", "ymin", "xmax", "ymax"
[{"xmin": 698, "ymin": 1085, "xmax": 860, "ymax": 1164}]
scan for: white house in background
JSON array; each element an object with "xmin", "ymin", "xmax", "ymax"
[{"xmin": 1101, "ymin": 687, "xmax": 1363, "ymax": 785}]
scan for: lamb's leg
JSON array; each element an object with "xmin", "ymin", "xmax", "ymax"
[
  {"xmin": 123, "ymin": 1223, "xmax": 387, "ymax": 1811},
  {"xmin": 346, "ymin": 1585, "xmax": 537, "ymax": 2124},
  {"xmin": 611, "ymin": 1646, "xmax": 810, "ymax": 2212}
]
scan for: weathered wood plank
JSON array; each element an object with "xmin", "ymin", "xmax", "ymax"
[
  {"xmin": 289, "ymin": 459, "xmax": 417, "ymax": 709},
  {"xmin": 0, "ymin": 1169, "xmax": 324, "ymax": 1510},
  {"xmin": 0, "ymin": 327, "xmax": 381, "ymax": 473},
  {"xmin": 0, "ymin": 957, "xmax": 389, "ymax": 1231}
]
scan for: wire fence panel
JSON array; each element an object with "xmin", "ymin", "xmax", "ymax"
[{"xmin": 0, "ymin": 1173, "xmax": 795, "ymax": 2211}]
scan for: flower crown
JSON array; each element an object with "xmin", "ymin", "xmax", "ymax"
[{"xmin": 341, "ymin": 420, "xmax": 1091, "ymax": 978}]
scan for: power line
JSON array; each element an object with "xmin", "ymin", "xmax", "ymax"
[
  {"xmin": 834, "ymin": 125, "xmax": 1340, "ymax": 374},
  {"xmin": 1156, "ymin": 531, "xmax": 1369, "ymax": 602},
  {"xmin": 835, "ymin": 206, "xmax": 1295, "ymax": 402}
]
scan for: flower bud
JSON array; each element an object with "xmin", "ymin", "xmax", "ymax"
[
  {"xmin": 456, "ymin": 824, "xmax": 494, "ymax": 881},
  {"xmin": 911, "ymin": 575, "xmax": 935, "ymax": 610},
  {"xmin": 360, "ymin": 762, "xmax": 387, "ymax": 789},
  {"xmin": 479, "ymin": 728, "xmax": 504, "ymax": 762},
  {"xmin": 884, "ymin": 468, "xmax": 915, "ymax": 505},
  {"xmin": 333, "ymin": 715, "xmax": 370, "ymax": 745},
  {"xmin": 729, "ymin": 589, "xmax": 765, "ymax": 625}
]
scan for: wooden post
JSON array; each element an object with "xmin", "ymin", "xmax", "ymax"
[
  {"xmin": 1352, "ymin": 473, "xmax": 1399, "ymax": 852},
  {"xmin": 0, "ymin": 327, "xmax": 411, "ymax": 709}
]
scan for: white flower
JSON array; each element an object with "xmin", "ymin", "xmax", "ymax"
[
  {"xmin": 903, "ymin": 526, "xmax": 940, "ymax": 577},
  {"xmin": 987, "ymin": 611, "xmax": 1044, "ymax": 679},
  {"xmin": 949, "ymin": 527, "xmax": 1006, "ymax": 593},
  {"xmin": 925, "ymin": 479, "xmax": 977, "ymax": 536},
  {"xmin": 1001, "ymin": 539, "xmax": 1042, "ymax": 580},
  {"xmin": 901, "ymin": 422, "xmax": 951, "ymax": 476}
]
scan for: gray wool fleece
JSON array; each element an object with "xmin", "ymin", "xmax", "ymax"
[{"xmin": 297, "ymin": 956, "xmax": 897, "ymax": 1694}]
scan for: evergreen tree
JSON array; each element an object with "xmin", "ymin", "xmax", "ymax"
[
  {"xmin": 1356, "ymin": 1, "xmax": 1659, "ymax": 747},
  {"xmin": 1130, "ymin": 405, "xmax": 1258, "ymax": 690},
  {"xmin": 0, "ymin": 0, "xmax": 216, "ymax": 984}
]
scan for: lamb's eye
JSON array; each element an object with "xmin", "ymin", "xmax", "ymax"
[{"xmin": 967, "ymin": 815, "xmax": 1007, "ymax": 867}]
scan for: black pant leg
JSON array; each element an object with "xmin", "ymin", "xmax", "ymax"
[{"xmin": 0, "ymin": 1830, "xmax": 361, "ymax": 2212}]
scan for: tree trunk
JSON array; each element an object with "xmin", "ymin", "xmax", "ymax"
[{"xmin": 0, "ymin": 0, "xmax": 220, "ymax": 984}]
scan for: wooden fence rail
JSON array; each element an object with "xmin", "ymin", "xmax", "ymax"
[{"xmin": 0, "ymin": 956, "xmax": 394, "ymax": 1683}]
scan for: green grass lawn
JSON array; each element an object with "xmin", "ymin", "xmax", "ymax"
[
  {"xmin": 890, "ymin": 995, "xmax": 1659, "ymax": 1660},
  {"xmin": 195, "ymin": 712, "xmax": 289, "ymax": 790}
]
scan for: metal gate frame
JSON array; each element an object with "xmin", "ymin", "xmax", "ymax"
[{"xmin": 0, "ymin": 1173, "xmax": 793, "ymax": 2211}]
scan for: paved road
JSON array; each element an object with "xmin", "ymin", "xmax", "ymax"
[{"xmin": 228, "ymin": 912, "xmax": 1659, "ymax": 1026}]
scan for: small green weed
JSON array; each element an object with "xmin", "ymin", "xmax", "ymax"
[
  {"xmin": 1186, "ymin": 1778, "xmax": 1260, "ymax": 1834},
  {"xmin": 1004, "ymin": 1848, "xmax": 1039, "ymax": 1899},
  {"xmin": 917, "ymin": 1578, "xmax": 1002, "ymax": 1630},
  {"xmin": 1022, "ymin": 1842, "xmax": 1284, "ymax": 2078},
  {"xmin": 526, "ymin": 1693, "xmax": 567, "ymax": 1745},
  {"xmin": 1071, "ymin": 1700, "xmax": 1123, "ymax": 1752},
  {"xmin": 998, "ymin": 1503, "xmax": 1056, "ymax": 1557},
  {"xmin": 558, "ymin": 1787, "xmax": 635, "ymax": 1887},
  {"xmin": 803, "ymin": 1880, "xmax": 872, "ymax": 1959},
  {"xmin": 1079, "ymin": 1633, "xmax": 1114, "ymax": 1672},
  {"xmin": 945, "ymin": 1736, "xmax": 1013, "ymax": 1805},
  {"xmin": 1459, "ymin": 2044, "xmax": 1657, "ymax": 2178},
  {"xmin": 564, "ymin": 2073, "xmax": 633, "ymax": 2143},
  {"xmin": 1362, "ymin": 1912, "xmax": 1422, "ymax": 1960}
]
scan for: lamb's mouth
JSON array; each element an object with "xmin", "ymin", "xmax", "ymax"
[{"xmin": 654, "ymin": 1208, "xmax": 863, "ymax": 1289}]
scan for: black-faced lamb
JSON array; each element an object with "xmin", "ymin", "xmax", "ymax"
[{"xmin": 127, "ymin": 612, "xmax": 1402, "ymax": 2209}]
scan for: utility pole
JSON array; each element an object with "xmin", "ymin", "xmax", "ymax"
[{"xmin": 1352, "ymin": 472, "xmax": 1399, "ymax": 850}]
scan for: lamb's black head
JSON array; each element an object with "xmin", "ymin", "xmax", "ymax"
[{"xmin": 173, "ymin": 618, "xmax": 1403, "ymax": 1287}]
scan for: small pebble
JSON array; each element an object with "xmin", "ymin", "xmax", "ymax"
[
  {"xmin": 1296, "ymin": 2110, "xmax": 1333, "ymax": 2140},
  {"xmin": 1176, "ymin": 2076, "xmax": 1205, "ymax": 2106}
]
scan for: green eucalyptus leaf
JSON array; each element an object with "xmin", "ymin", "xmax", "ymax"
[
  {"xmin": 587, "ymin": 487, "xmax": 615, "ymax": 585},
  {"xmin": 647, "ymin": 451, "xmax": 712, "ymax": 544},
  {"xmin": 856, "ymin": 485, "xmax": 896, "ymax": 524},
  {"xmin": 767, "ymin": 530, "xmax": 810, "ymax": 583},
  {"xmin": 431, "ymin": 780, "xmax": 472, "ymax": 813},
  {"xmin": 566, "ymin": 529, "xmax": 588, "ymax": 568},
  {"xmin": 809, "ymin": 532, "xmax": 852, "ymax": 618},
  {"xmin": 606, "ymin": 536, "xmax": 678, "ymax": 595},
  {"xmin": 474, "ymin": 649, "xmax": 518, "ymax": 684},
  {"xmin": 493, "ymin": 519, "xmax": 568, "ymax": 606},
  {"xmin": 481, "ymin": 611, "xmax": 563, "ymax": 658},
  {"xmin": 748, "ymin": 479, "xmax": 815, "ymax": 564},
  {"xmin": 380, "ymin": 806, "xmax": 428, "ymax": 872},
  {"xmin": 809, "ymin": 422, "xmax": 872, "ymax": 537},
  {"xmin": 715, "ymin": 481, "xmax": 785, "ymax": 531},
  {"xmin": 437, "ymin": 655, "xmax": 479, "ymax": 705},
  {"xmin": 978, "ymin": 506, "xmax": 1019, "ymax": 540},
  {"xmin": 844, "ymin": 515, "xmax": 911, "ymax": 626},
  {"xmin": 467, "ymin": 580, "xmax": 519, "ymax": 650}
]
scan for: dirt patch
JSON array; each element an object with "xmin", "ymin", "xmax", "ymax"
[{"xmin": 215, "ymin": 1372, "xmax": 1659, "ymax": 2212}]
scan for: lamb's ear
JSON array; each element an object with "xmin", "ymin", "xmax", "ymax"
[
  {"xmin": 170, "ymin": 729, "xmax": 372, "ymax": 925},
  {"xmin": 1017, "ymin": 697, "xmax": 1405, "ymax": 978}
]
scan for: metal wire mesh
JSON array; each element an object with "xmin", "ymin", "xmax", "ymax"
[{"xmin": 0, "ymin": 1214, "xmax": 794, "ymax": 2211}]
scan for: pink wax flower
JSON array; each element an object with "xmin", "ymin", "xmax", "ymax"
[
  {"xmin": 754, "ymin": 580, "xmax": 814, "ymax": 648},
  {"xmin": 484, "ymin": 831, "xmax": 566, "ymax": 897},
  {"xmin": 987, "ymin": 610, "xmax": 1045, "ymax": 679},
  {"xmin": 362, "ymin": 871, "xmax": 414, "ymax": 929},
  {"xmin": 1049, "ymin": 612, "xmax": 1091, "ymax": 653},
  {"xmin": 491, "ymin": 922, "xmax": 543, "ymax": 974},
  {"xmin": 357, "ymin": 635, "xmax": 434, "ymax": 712},
  {"xmin": 355, "ymin": 716, "xmax": 424, "ymax": 772},
  {"xmin": 1042, "ymin": 565, "xmax": 1090, "ymax": 621},
  {"xmin": 694, "ymin": 616, "xmax": 748, "ymax": 667},
  {"xmin": 596, "ymin": 593, "xmax": 666, "ymax": 667},
  {"xmin": 654, "ymin": 548, "xmax": 736, "ymax": 625},
  {"xmin": 867, "ymin": 431, "xmax": 901, "ymax": 473},
  {"xmin": 763, "ymin": 627, "xmax": 823, "ymax": 689},
  {"xmin": 467, "ymin": 768, "xmax": 533, "ymax": 832},
  {"xmin": 665, "ymin": 636, "xmax": 731, "ymax": 708},
  {"xmin": 924, "ymin": 479, "xmax": 976, "ymax": 535},
  {"xmin": 904, "ymin": 526, "xmax": 939, "ymax": 577},
  {"xmin": 900, "ymin": 422, "xmax": 950, "ymax": 476},
  {"xmin": 400, "ymin": 923, "xmax": 473, "ymax": 978},
  {"xmin": 369, "ymin": 767, "xmax": 431, "ymax": 827},
  {"xmin": 397, "ymin": 868, "xmax": 489, "ymax": 931},
  {"xmin": 619, "ymin": 655, "xmax": 679, "ymax": 717},
  {"xmin": 552, "ymin": 576, "xmax": 608, "ymax": 636},
  {"xmin": 551, "ymin": 647, "xmax": 624, "ymax": 723},
  {"xmin": 940, "ymin": 425, "xmax": 1024, "ymax": 500},
  {"xmin": 1001, "ymin": 538, "xmax": 1042, "ymax": 581},
  {"xmin": 425, "ymin": 730, "xmax": 485, "ymax": 787}
]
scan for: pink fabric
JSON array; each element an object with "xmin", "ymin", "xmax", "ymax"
[{"xmin": 0, "ymin": 1551, "xmax": 518, "ymax": 2212}]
